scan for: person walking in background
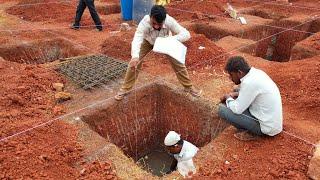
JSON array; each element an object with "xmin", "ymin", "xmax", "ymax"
[{"xmin": 71, "ymin": 0, "xmax": 103, "ymax": 31}]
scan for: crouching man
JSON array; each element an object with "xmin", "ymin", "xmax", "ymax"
[
  {"xmin": 219, "ymin": 56, "xmax": 283, "ymax": 141},
  {"xmin": 164, "ymin": 131, "xmax": 198, "ymax": 178}
]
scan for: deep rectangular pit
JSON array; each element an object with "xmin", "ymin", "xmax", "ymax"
[
  {"xmin": 0, "ymin": 38, "xmax": 87, "ymax": 64},
  {"xmin": 82, "ymin": 82, "xmax": 228, "ymax": 176}
]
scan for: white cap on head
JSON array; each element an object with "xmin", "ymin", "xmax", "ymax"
[{"xmin": 164, "ymin": 131, "xmax": 181, "ymax": 146}]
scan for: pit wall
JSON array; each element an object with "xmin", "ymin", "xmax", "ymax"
[
  {"xmin": 0, "ymin": 38, "xmax": 87, "ymax": 64},
  {"xmin": 82, "ymin": 82, "xmax": 228, "ymax": 161}
]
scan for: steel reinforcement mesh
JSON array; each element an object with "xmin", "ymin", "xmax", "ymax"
[{"xmin": 57, "ymin": 55, "xmax": 128, "ymax": 89}]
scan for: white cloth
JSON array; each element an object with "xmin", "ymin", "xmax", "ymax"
[
  {"xmin": 164, "ymin": 131, "xmax": 181, "ymax": 146},
  {"xmin": 174, "ymin": 140, "xmax": 199, "ymax": 178},
  {"xmin": 153, "ymin": 37, "xmax": 187, "ymax": 64},
  {"xmin": 226, "ymin": 67, "xmax": 283, "ymax": 136},
  {"xmin": 131, "ymin": 14, "xmax": 191, "ymax": 59}
]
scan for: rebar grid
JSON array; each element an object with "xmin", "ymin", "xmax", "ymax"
[{"xmin": 57, "ymin": 55, "xmax": 128, "ymax": 89}]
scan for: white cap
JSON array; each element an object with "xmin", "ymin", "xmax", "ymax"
[{"xmin": 164, "ymin": 131, "xmax": 181, "ymax": 146}]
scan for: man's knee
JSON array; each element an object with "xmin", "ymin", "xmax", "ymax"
[{"xmin": 218, "ymin": 104, "xmax": 229, "ymax": 120}]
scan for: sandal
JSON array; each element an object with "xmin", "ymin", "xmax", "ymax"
[
  {"xmin": 234, "ymin": 131, "xmax": 259, "ymax": 141},
  {"xmin": 184, "ymin": 87, "xmax": 202, "ymax": 98},
  {"xmin": 114, "ymin": 88, "xmax": 130, "ymax": 101}
]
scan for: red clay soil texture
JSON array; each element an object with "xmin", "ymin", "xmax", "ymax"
[
  {"xmin": 79, "ymin": 161, "xmax": 117, "ymax": 180},
  {"xmin": 6, "ymin": 0, "xmax": 78, "ymax": 22},
  {"xmin": 303, "ymin": 33, "xmax": 320, "ymax": 50},
  {"xmin": 0, "ymin": 58, "xmax": 65, "ymax": 137},
  {"xmin": 167, "ymin": 0, "xmax": 227, "ymax": 21},
  {"xmin": 6, "ymin": 0, "xmax": 116, "ymax": 27},
  {"xmin": 100, "ymin": 30, "xmax": 135, "ymax": 61},
  {"xmin": 0, "ymin": 58, "xmax": 117, "ymax": 179},
  {"xmin": 185, "ymin": 33, "xmax": 227, "ymax": 70}
]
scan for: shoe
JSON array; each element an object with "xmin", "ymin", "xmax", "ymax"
[
  {"xmin": 96, "ymin": 28, "xmax": 103, "ymax": 32},
  {"xmin": 184, "ymin": 87, "xmax": 202, "ymax": 97},
  {"xmin": 114, "ymin": 88, "xmax": 130, "ymax": 101},
  {"xmin": 70, "ymin": 24, "xmax": 80, "ymax": 30},
  {"xmin": 234, "ymin": 130, "xmax": 259, "ymax": 141}
]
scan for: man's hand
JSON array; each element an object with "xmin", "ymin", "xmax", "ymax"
[
  {"xmin": 220, "ymin": 94, "xmax": 231, "ymax": 103},
  {"xmin": 229, "ymin": 92, "xmax": 239, "ymax": 99},
  {"xmin": 129, "ymin": 58, "xmax": 140, "ymax": 70}
]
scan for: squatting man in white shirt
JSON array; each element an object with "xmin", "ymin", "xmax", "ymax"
[
  {"xmin": 114, "ymin": 5, "xmax": 201, "ymax": 100},
  {"xmin": 164, "ymin": 131, "xmax": 199, "ymax": 178},
  {"xmin": 219, "ymin": 56, "xmax": 283, "ymax": 141}
]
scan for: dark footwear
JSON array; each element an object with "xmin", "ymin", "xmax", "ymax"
[
  {"xmin": 70, "ymin": 24, "xmax": 80, "ymax": 30},
  {"xmin": 234, "ymin": 131, "xmax": 259, "ymax": 141},
  {"xmin": 184, "ymin": 87, "xmax": 202, "ymax": 97},
  {"xmin": 114, "ymin": 88, "xmax": 130, "ymax": 101}
]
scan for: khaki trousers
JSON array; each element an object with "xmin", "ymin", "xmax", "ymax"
[{"xmin": 121, "ymin": 40, "xmax": 193, "ymax": 90}]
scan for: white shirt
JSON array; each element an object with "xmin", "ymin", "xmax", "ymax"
[
  {"xmin": 226, "ymin": 67, "xmax": 283, "ymax": 136},
  {"xmin": 173, "ymin": 140, "xmax": 199, "ymax": 177},
  {"xmin": 131, "ymin": 14, "xmax": 191, "ymax": 59}
]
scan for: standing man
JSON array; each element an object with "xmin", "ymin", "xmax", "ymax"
[
  {"xmin": 115, "ymin": 5, "xmax": 201, "ymax": 100},
  {"xmin": 164, "ymin": 131, "xmax": 199, "ymax": 178},
  {"xmin": 219, "ymin": 56, "xmax": 283, "ymax": 141},
  {"xmin": 71, "ymin": 0, "xmax": 103, "ymax": 31}
]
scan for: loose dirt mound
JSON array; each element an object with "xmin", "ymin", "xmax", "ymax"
[
  {"xmin": 167, "ymin": 0, "xmax": 227, "ymax": 21},
  {"xmin": 7, "ymin": 0, "xmax": 76, "ymax": 22},
  {"xmin": 79, "ymin": 161, "xmax": 117, "ymax": 180},
  {"xmin": 6, "ymin": 0, "xmax": 103, "ymax": 26},
  {"xmin": 303, "ymin": 33, "xmax": 320, "ymax": 50},
  {"xmin": 0, "ymin": 58, "xmax": 65, "ymax": 137},
  {"xmin": 100, "ymin": 31, "xmax": 134, "ymax": 61},
  {"xmin": 185, "ymin": 33, "xmax": 227, "ymax": 70}
]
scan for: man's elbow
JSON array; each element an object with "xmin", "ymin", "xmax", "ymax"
[{"xmin": 184, "ymin": 31, "xmax": 191, "ymax": 41}]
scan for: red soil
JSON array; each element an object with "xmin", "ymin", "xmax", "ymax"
[
  {"xmin": 185, "ymin": 33, "xmax": 227, "ymax": 69},
  {"xmin": 100, "ymin": 30, "xmax": 134, "ymax": 61},
  {"xmin": 167, "ymin": 0, "xmax": 227, "ymax": 21},
  {"xmin": 0, "ymin": 59, "xmax": 117, "ymax": 179},
  {"xmin": 304, "ymin": 33, "xmax": 320, "ymax": 50},
  {"xmin": 0, "ymin": 58, "xmax": 65, "ymax": 137}
]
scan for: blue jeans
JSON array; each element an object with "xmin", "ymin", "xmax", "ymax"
[{"xmin": 218, "ymin": 104, "xmax": 264, "ymax": 136}]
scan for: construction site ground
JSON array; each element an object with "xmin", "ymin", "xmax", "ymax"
[{"xmin": 0, "ymin": 0, "xmax": 319, "ymax": 179}]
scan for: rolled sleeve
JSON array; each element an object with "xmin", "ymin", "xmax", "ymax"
[
  {"xmin": 226, "ymin": 82, "xmax": 259, "ymax": 114},
  {"xmin": 131, "ymin": 16, "xmax": 148, "ymax": 59}
]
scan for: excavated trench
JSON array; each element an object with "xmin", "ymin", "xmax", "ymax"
[
  {"xmin": 191, "ymin": 16, "xmax": 318, "ymax": 62},
  {"xmin": 0, "ymin": 38, "xmax": 87, "ymax": 64},
  {"xmin": 81, "ymin": 82, "xmax": 228, "ymax": 176}
]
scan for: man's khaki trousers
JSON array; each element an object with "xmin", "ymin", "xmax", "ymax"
[{"xmin": 121, "ymin": 40, "xmax": 193, "ymax": 90}]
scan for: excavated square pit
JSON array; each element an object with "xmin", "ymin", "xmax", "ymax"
[
  {"xmin": 0, "ymin": 38, "xmax": 87, "ymax": 64},
  {"xmin": 82, "ymin": 82, "xmax": 228, "ymax": 176}
]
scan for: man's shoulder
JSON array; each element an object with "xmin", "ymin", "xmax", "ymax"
[{"xmin": 164, "ymin": 14, "xmax": 178, "ymax": 25}]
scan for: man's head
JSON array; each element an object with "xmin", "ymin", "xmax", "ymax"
[
  {"xmin": 164, "ymin": 131, "xmax": 183, "ymax": 154},
  {"xmin": 150, "ymin": 5, "xmax": 167, "ymax": 31},
  {"xmin": 225, "ymin": 56, "xmax": 251, "ymax": 85}
]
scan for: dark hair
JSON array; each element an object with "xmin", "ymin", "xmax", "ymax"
[
  {"xmin": 225, "ymin": 56, "xmax": 251, "ymax": 74},
  {"xmin": 176, "ymin": 139, "xmax": 184, "ymax": 146},
  {"xmin": 150, "ymin": 5, "xmax": 167, "ymax": 23},
  {"xmin": 168, "ymin": 139, "xmax": 184, "ymax": 147}
]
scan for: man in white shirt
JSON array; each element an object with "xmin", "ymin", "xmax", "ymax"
[
  {"xmin": 115, "ymin": 5, "xmax": 201, "ymax": 100},
  {"xmin": 219, "ymin": 56, "xmax": 283, "ymax": 141},
  {"xmin": 164, "ymin": 131, "xmax": 199, "ymax": 178}
]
